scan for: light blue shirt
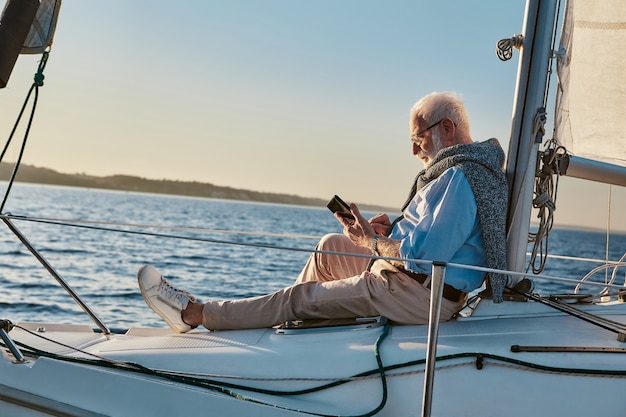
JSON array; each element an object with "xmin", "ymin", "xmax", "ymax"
[{"xmin": 389, "ymin": 166, "xmax": 487, "ymax": 292}]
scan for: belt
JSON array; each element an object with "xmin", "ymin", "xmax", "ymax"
[{"xmin": 399, "ymin": 268, "xmax": 466, "ymax": 303}]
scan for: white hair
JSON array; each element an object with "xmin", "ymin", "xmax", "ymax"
[{"xmin": 410, "ymin": 91, "xmax": 470, "ymax": 133}]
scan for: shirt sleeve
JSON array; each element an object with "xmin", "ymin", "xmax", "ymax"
[{"xmin": 394, "ymin": 167, "xmax": 479, "ymax": 274}]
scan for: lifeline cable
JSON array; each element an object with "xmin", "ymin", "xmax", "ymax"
[
  {"xmin": 5, "ymin": 213, "xmax": 625, "ymax": 269},
  {"xmin": 4, "ymin": 212, "xmax": 626, "ymax": 294}
]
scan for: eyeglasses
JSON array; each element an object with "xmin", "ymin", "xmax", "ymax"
[{"xmin": 410, "ymin": 120, "xmax": 442, "ymax": 143}]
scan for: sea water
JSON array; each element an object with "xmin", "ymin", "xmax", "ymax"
[{"xmin": 0, "ymin": 183, "xmax": 624, "ymax": 330}]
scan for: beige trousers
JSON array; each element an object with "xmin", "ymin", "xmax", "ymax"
[{"xmin": 202, "ymin": 233, "xmax": 464, "ymax": 330}]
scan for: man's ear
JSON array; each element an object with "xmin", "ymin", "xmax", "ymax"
[{"xmin": 441, "ymin": 118, "xmax": 456, "ymax": 143}]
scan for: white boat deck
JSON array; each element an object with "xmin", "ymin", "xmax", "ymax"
[{"xmin": 3, "ymin": 298, "xmax": 626, "ymax": 416}]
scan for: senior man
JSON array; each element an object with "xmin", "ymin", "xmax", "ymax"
[{"xmin": 138, "ymin": 91, "xmax": 508, "ymax": 332}]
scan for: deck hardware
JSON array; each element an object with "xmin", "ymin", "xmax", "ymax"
[
  {"xmin": 517, "ymin": 290, "xmax": 626, "ymax": 343},
  {"xmin": 0, "ymin": 320, "xmax": 25, "ymax": 363},
  {"xmin": 512, "ymin": 345, "xmax": 626, "ymax": 353},
  {"xmin": 475, "ymin": 354, "xmax": 484, "ymax": 370}
]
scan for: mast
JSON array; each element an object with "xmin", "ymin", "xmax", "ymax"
[{"xmin": 505, "ymin": 0, "xmax": 558, "ymax": 277}]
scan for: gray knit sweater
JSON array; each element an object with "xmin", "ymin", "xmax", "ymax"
[{"xmin": 403, "ymin": 138, "xmax": 509, "ymax": 303}]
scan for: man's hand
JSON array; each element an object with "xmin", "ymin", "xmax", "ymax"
[
  {"xmin": 369, "ymin": 213, "xmax": 391, "ymax": 236},
  {"xmin": 335, "ymin": 203, "xmax": 376, "ymax": 249}
]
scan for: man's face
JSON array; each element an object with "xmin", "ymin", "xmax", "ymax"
[{"xmin": 410, "ymin": 117, "xmax": 444, "ymax": 165}]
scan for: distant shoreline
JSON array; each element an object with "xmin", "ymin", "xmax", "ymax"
[
  {"xmin": 3, "ymin": 163, "xmax": 624, "ymax": 235},
  {"xmin": 0, "ymin": 162, "xmax": 394, "ymax": 213}
]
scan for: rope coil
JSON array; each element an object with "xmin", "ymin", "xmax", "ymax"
[
  {"xmin": 496, "ymin": 34, "xmax": 523, "ymax": 61},
  {"xmin": 528, "ymin": 138, "xmax": 569, "ymax": 274}
]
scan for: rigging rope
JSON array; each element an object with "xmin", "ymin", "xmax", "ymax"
[
  {"xmin": 526, "ymin": 0, "xmax": 564, "ymax": 275},
  {"xmin": 605, "ymin": 186, "xmax": 613, "ymax": 286},
  {"xmin": 527, "ymin": 139, "xmax": 568, "ymax": 274},
  {"xmin": 0, "ymin": 50, "xmax": 50, "ymax": 213},
  {"xmin": 496, "ymin": 0, "xmax": 567, "ymax": 276}
]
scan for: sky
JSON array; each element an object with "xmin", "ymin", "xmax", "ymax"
[{"xmin": 1, "ymin": 0, "xmax": 625, "ymax": 232}]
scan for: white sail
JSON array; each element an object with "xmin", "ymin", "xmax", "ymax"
[{"xmin": 555, "ymin": 0, "xmax": 626, "ymax": 167}]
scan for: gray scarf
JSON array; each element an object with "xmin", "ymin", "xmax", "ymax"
[{"xmin": 402, "ymin": 138, "xmax": 509, "ymax": 303}]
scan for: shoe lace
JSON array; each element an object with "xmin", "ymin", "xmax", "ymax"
[{"xmin": 158, "ymin": 279, "xmax": 195, "ymax": 308}]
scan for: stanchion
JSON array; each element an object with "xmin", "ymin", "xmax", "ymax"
[{"xmin": 421, "ymin": 262, "xmax": 446, "ymax": 417}]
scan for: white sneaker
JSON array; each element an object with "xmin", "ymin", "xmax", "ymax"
[{"xmin": 138, "ymin": 265, "xmax": 197, "ymax": 333}]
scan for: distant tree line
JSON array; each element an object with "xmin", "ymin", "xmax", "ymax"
[{"xmin": 0, "ymin": 163, "xmax": 391, "ymax": 212}]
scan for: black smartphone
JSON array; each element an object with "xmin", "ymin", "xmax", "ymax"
[{"xmin": 327, "ymin": 195, "xmax": 355, "ymax": 220}]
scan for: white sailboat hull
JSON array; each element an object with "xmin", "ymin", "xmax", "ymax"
[{"xmin": 3, "ymin": 300, "xmax": 625, "ymax": 417}]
